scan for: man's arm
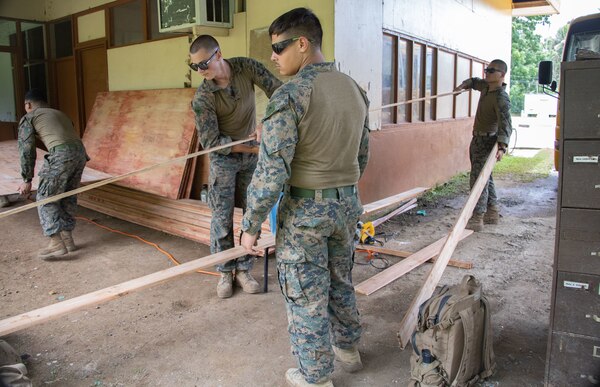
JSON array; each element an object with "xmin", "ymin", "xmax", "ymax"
[
  {"xmin": 18, "ymin": 116, "xmax": 36, "ymax": 182},
  {"xmin": 358, "ymin": 90, "xmax": 370, "ymax": 177},
  {"xmin": 454, "ymin": 77, "xmax": 486, "ymax": 92},
  {"xmin": 241, "ymin": 90, "xmax": 299, "ymax": 238},
  {"xmin": 495, "ymin": 91, "xmax": 513, "ymax": 160},
  {"xmin": 244, "ymin": 58, "xmax": 283, "ymax": 98},
  {"xmin": 191, "ymin": 90, "xmax": 233, "ymax": 156}
]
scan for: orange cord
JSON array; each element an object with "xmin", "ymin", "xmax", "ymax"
[{"xmin": 75, "ymin": 216, "xmax": 219, "ymax": 276}]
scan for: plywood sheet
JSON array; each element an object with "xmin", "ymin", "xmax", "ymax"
[
  {"xmin": 0, "ymin": 140, "xmax": 112, "ymax": 196},
  {"xmin": 82, "ymin": 89, "xmax": 196, "ymax": 199}
]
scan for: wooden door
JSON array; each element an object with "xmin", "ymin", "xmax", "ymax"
[
  {"xmin": 77, "ymin": 44, "xmax": 108, "ymax": 135},
  {"xmin": 54, "ymin": 57, "xmax": 80, "ymax": 135}
]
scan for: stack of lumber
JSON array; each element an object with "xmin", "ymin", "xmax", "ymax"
[{"xmin": 78, "ymin": 184, "xmax": 272, "ymax": 245}]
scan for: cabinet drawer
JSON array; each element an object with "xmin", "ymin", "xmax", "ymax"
[
  {"xmin": 562, "ymin": 66, "xmax": 600, "ymax": 139},
  {"xmin": 558, "ymin": 209, "xmax": 600, "ymax": 275},
  {"xmin": 561, "ymin": 141, "xmax": 600, "ymax": 209},
  {"xmin": 553, "ymin": 272, "xmax": 600, "ymax": 337},
  {"xmin": 547, "ymin": 332, "xmax": 600, "ymax": 386}
]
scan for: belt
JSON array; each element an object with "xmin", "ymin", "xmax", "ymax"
[
  {"xmin": 51, "ymin": 142, "xmax": 81, "ymax": 152},
  {"xmin": 290, "ymin": 185, "xmax": 356, "ymax": 200},
  {"xmin": 473, "ymin": 132, "xmax": 497, "ymax": 137}
]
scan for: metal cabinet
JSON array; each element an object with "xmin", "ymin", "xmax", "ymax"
[{"xmin": 546, "ymin": 60, "xmax": 600, "ymax": 386}]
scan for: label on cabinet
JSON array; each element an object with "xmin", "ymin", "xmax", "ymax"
[{"xmin": 563, "ymin": 281, "xmax": 589, "ymax": 290}]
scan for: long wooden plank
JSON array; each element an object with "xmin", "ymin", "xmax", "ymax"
[
  {"xmin": 357, "ymin": 244, "xmax": 473, "ymax": 269},
  {"xmin": 361, "ymin": 187, "xmax": 428, "ymax": 220},
  {"xmin": 0, "ymin": 235, "xmax": 275, "ymax": 337},
  {"xmin": 397, "ymin": 145, "xmax": 498, "ymax": 349},
  {"xmin": 371, "ymin": 198, "xmax": 417, "ymax": 227},
  {"xmin": 354, "ymin": 229, "xmax": 473, "ymax": 296}
]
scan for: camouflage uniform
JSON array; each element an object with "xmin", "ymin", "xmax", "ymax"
[
  {"xmin": 465, "ymin": 78, "xmax": 512, "ymax": 214},
  {"xmin": 192, "ymin": 57, "xmax": 282, "ymax": 272},
  {"xmin": 241, "ymin": 63, "xmax": 370, "ymax": 383},
  {"xmin": 18, "ymin": 109, "xmax": 87, "ymax": 236}
]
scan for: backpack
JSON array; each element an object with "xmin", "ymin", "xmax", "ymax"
[
  {"xmin": 0, "ymin": 340, "xmax": 31, "ymax": 387},
  {"xmin": 408, "ymin": 275, "xmax": 495, "ymax": 387}
]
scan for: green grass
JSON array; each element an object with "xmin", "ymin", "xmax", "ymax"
[
  {"xmin": 494, "ymin": 149, "xmax": 554, "ymax": 182},
  {"xmin": 420, "ymin": 149, "xmax": 554, "ymax": 206}
]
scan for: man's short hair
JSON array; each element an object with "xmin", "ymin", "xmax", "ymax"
[
  {"xmin": 190, "ymin": 35, "xmax": 219, "ymax": 54},
  {"xmin": 490, "ymin": 59, "xmax": 508, "ymax": 74},
  {"xmin": 269, "ymin": 7, "xmax": 322, "ymax": 49},
  {"xmin": 24, "ymin": 88, "xmax": 47, "ymax": 103}
]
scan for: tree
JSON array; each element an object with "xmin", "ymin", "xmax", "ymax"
[
  {"xmin": 542, "ymin": 23, "xmax": 569, "ymax": 89},
  {"xmin": 510, "ymin": 16, "xmax": 549, "ymax": 115}
]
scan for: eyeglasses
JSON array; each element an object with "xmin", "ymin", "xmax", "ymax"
[
  {"xmin": 271, "ymin": 37, "xmax": 300, "ymax": 55},
  {"xmin": 484, "ymin": 67, "xmax": 503, "ymax": 74},
  {"xmin": 189, "ymin": 49, "xmax": 219, "ymax": 71}
]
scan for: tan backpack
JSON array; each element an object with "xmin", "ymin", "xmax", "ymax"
[
  {"xmin": 408, "ymin": 275, "xmax": 495, "ymax": 387},
  {"xmin": 0, "ymin": 340, "xmax": 31, "ymax": 387}
]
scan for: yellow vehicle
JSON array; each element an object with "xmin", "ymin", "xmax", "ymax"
[{"xmin": 538, "ymin": 12, "xmax": 600, "ymax": 169}]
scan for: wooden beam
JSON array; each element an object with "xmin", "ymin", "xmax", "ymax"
[
  {"xmin": 361, "ymin": 187, "xmax": 428, "ymax": 222},
  {"xmin": 0, "ymin": 235, "xmax": 275, "ymax": 337},
  {"xmin": 356, "ymin": 244, "xmax": 473, "ymax": 269},
  {"xmin": 354, "ymin": 229, "xmax": 473, "ymax": 296},
  {"xmin": 371, "ymin": 198, "xmax": 417, "ymax": 228},
  {"xmin": 397, "ymin": 145, "xmax": 498, "ymax": 349}
]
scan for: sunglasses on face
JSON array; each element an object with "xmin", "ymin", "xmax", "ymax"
[
  {"xmin": 484, "ymin": 67, "xmax": 503, "ymax": 74},
  {"xmin": 189, "ymin": 49, "xmax": 219, "ymax": 71},
  {"xmin": 271, "ymin": 37, "xmax": 300, "ymax": 55}
]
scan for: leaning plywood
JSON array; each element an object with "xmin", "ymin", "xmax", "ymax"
[
  {"xmin": 82, "ymin": 89, "xmax": 196, "ymax": 199},
  {"xmin": 0, "ymin": 235, "xmax": 275, "ymax": 337},
  {"xmin": 0, "ymin": 140, "xmax": 112, "ymax": 196},
  {"xmin": 397, "ymin": 145, "xmax": 498, "ymax": 349}
]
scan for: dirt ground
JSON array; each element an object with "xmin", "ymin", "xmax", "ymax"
[{"xmin": 0, "ymin": 172, "xmax": 557, "ymax": 386}]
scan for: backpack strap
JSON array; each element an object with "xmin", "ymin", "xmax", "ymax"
[
  {"xmin": 479, "ymin": 295, "xmax": 496, "ymax": 379},
  {"xmin": 450, "ymin": 307, "xmax": 476, "ymax": 386}
]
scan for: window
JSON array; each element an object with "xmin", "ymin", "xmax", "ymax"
[
  {"xmin": 111, "ymin": 0, "xmax": 144, "ymax": 47},
  {"xmin": 381, "ymin": 34, "xmax": 395, "ymax": 125},
  {"xmin": 412, "ymin": 43, "xmax": 424, "ymax": 122},
  {"xmin": 381, "ymin": 32, "xmax": 485, "ymax": 125},
  {"xmin": 0, "ymin": 20, "xmax": 17, "ymax": 46},
  {"xmin": 21, "ymin": 22, "xmax": 47, "ymax": 98},
  {"xmin": 50, "ymin": 19, "xmax": 73, "ymax": 59}
]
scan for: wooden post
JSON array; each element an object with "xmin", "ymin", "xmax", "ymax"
[{"xmin": 397, "ymin": 144, "xmax": 498, "ymax": 349}]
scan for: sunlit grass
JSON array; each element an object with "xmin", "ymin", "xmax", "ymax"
[{"xmin": 420, "ymin": 149, "xmax": 554, "ymax": 205}]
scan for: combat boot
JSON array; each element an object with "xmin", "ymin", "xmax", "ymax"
[
  {"xmin": 466, "ymin": 212, "xmax": 484, "ymax": 232},
  {"xmin": 0, "ymin": 195, "xmax": 9, "ymax": 208},
  {"xmin": 484, "ymin": 205, "xmax": 500, "ymax": 224},
  {"xmin": 285, "ymin": 368, "xmax": 334, "ymax": 387},
  {"xmin": 332, "ymin": 346, "xmax": 363, "ymax": 372},
  {"xmin": 60, "ymin": 230, "xmax": 77, "ymax": 252},
  {"xmin": 235, "ymin": 270, "xmax": 261, "ymax": 293},
  {"xmin": 217, "ymin": 272, "xmax": 233, "ymax": 298},
  {"xmin": 38, "ymin": 234, "xmax": 68, "ymax": 260}
]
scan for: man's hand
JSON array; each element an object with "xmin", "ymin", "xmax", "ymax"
[
  {"xmin": 454, "ymin": 81, "xmax": 468, "ymax": 92},
  {"xmin": 496, "ymin": 147, "xmax": 506, "ymax": 161},
  {"xmin": 255, "ymin": 122, "xmax": 264, "ymax": 143},
  {"xmin": 241, "ymin": 231, "xmax": 260, "ymax": 255},
  {"xmin": 18, "ymin": 181, "xmax": 32, "ymax": 196}
]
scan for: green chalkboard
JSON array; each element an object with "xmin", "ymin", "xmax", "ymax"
[{"xmin": 158, "ymin": 0, "xmax": 196, "ymax": 31}]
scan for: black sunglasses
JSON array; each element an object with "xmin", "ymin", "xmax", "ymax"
[
  {"xmin": 484, "ymin": 67, "xmax": 503, "ymax": 74},
  {"xmin": 271, "ymin": 37, "xmax": 300, "ymax": 55},
  {"xmin": 189, "ymin": 49, "xmax": 219, "ymax": 71}
]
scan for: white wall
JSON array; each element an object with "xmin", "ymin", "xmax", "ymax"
[
  {"xmin": 334, "ymin": 0, "xmax": 383, "ymax": 129},
  {"xmin": 0, "ymin": 53, "xmax": 16, "ymax": 122},
  {"xmin": 383, "ymin": 0, "xmax": 512, "ymax": 65}
]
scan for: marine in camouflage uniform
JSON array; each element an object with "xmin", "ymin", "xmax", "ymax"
[
  {"xmin": 190, "ymin": 35, "xmax": 282, "ymax": 297},
  {"xmin": 240, "ymin": 8, "xmax": 370, "ymax": 384},
  {"xmin": 456, "ymin": 60, "xmax": 512, "ymax": 231},
  {"xmin": 18, "ymin": 89, "xmax": 88, "ymax": 259}
]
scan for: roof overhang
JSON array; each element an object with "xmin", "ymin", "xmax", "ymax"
[{"xmin": 512, "ymin": 0, "xmax": 560, "ymax": 17}]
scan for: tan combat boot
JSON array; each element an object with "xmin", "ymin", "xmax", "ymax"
[
  {"xmin": 60, "ymin": 230, "xmax": 77, "ymax": 252},
  {"xmin": 0, "ymin": 195, "xmax": 9, "ymax": 208},
  {"xmin": 235, "ymin": 270, "xmax": 261, "ymax": 293},
  {"xmin": 332, "ymin": 346, "xmax": 363, "ymax": 372},
  {"xmin": 285, "ymin": 368, "xmax": 333, "ymax": 387},
  {"xmin": 466, "ymin": 212, "xmax": 484, "ymax": 232},
  {"xmin": 484, "ymin": 205, "xmax": 500, "ymax": 224},
  {"xmin": 38, "ymin": 234, "xmax": 68, "ymax": 260},
  {"xmin": 217, "ymin": 272, "xmax": 233, "ymax": 299}
]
